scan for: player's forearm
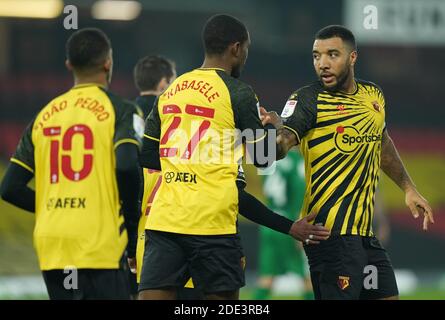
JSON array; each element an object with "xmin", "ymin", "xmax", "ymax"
[
  {"xmin": 276, "ymin": 140, "xmax": 288, "ymax": 160},
  {"xmin": 380, "ymin": 131, "xmax": 415, "ymax": 192},
  {"xmin": 115, "ymin": 143, "xmax": 141, "ymax": 257},
  {"xmin": 238, "ymin": 189, "xmax": 293, "ymax": 235},
  {"xmin": 276, "ymin": 128, "xmax": 295, "ymax": 160},
  {"xmin": 139, "ymin": 138, "xmax": 161, "ymax": 170},
  {"xmin": 0, "ymin": 162, "xmax": 35, "ymax": 213}
]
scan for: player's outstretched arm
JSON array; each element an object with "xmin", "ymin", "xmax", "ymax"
[
  {"xmin": 0, "ymin": 162, "xmax": 35, "ymax": 213},
  {"xmin": 259, "ymin": 107, "xmax": 298, "ymax": 160},
  {"xmin": 115, "ymin": 143, "xmax": 141, "ymax": 258},
  {"xmin": 238, "ymin": 188, "xmax": 330, "ymax": 244},
  {"xmin": 380, "ymin": 130, "xmax": 434, "ymax": 230}
]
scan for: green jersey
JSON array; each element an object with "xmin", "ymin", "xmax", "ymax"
[{"xmin": 262, "ymin": 150, "xmax": 305, "ymax": 220}]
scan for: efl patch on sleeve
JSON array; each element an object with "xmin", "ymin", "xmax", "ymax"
[
  {"xmin": 281, "ymin": 100, "xmax": 297, "ymax": 118},
  {"xmin": 133, "ymin": 113, "xmax": 145, "ymax": 140}
]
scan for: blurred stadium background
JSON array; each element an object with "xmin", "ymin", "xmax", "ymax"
[{"xmin": 0, "ymin": 0, "xmax": 444, "ymax": 299}]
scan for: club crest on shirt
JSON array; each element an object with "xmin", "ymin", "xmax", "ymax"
[
  {"xmin": 372, "ymin": 101, "xmax": 381, "ymax": 112},
  {"xmin": 281, "ymin": 99, "xmax": 297, "ymax": 118},
  {"xmin": 338, "ymin": 276, "xmax": 350, "ymax": 290}
]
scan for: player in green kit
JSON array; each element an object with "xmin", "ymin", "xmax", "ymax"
[{"xmin": 254, "ymin": 149, "xmax": 313, "ymax": 300}]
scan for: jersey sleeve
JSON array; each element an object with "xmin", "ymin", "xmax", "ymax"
[
  {"xmin": 113, "ymin": 100, "xmax": 145, "ymax": 149},
  {"xmin": 233, "ymin": 85, "xmax": 266, "ymax": 143},
  {"xmin": 143, "ymin": 98, "xmax": 161, "ymax": 142},
  {"xmin": 236, "ymin": 165, "xmax": 247, "ymax": 190},
  {"xmin": 375, "ymin": 84, "xmax": 387, "ymax": 131},
  {"xmin": 11, "ymin": 120, "xmax": 35, "ymax": 173},
  {"xmin": 280, "ymin": 87, "xmax": 318, "ymax": 143}
]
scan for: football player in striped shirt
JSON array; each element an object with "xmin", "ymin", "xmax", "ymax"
[{"xmin": 261, "ymin": 25, "xmax": 434, "ymax": 300}]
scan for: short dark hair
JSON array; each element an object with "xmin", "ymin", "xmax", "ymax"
[
  {"xmin": 133, "ymin": 55, "xmax": 175, "ymax": 92},
  {"xmin": 202, "ymin": 14, "xmax": 249, "ymax": 55},
  {"xmin": 66, "ymin": 28, "xmax": 111, "ymax": 71},
  {"xmin": 315, "ymin": 25, "xmax": 357, "ymax": 51}
]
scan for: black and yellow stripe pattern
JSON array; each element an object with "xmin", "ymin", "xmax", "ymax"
[{"xmin": 286, "ymin": 80, "xmax": 385, "ymax": 236}]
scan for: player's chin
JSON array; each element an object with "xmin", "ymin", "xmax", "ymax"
[
  {"xmin": 318, "ymin": 76, "xmax": 336, "ymax": 89},
  {"xmin": 231, "ymin": 68, "xmax": 241, "ymax": 78},
  {"xmin": 321, "ymin": 81, "xmax": 337, "ymax": 91}
]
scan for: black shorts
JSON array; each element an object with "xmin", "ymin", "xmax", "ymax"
[
  {"xmin": 139, "ymin": 230, "xmax": 245, "ymax": 295},
  {"xmin": 42, "ymin": 268, "xmax": 130, "ymax": 300},
  {"xmin": 304, "ymin": 235, "xmax": 399, "ymax": 300}
]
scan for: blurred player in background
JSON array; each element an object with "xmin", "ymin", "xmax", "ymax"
[
  {"xmin": 254, "ymin": 149, "xmax": 313, "ymax": 300},
  {"xmin": 0, "ymin": 28, "xmax": 142, "ymax": 299},
  {"xmin": 261, "ymin": 25, "xmax": 434, "ymax": 300},
  {"xmin": 138, "ymin": 14, "xmax": 329, "ymax": 300},
  {"xmin": 133, "ymin": 55, "xmax": 177, "ymax": 119},
  {"xmin": 127, "ymin": 54, "xmax": 202, "ymax": 299}
]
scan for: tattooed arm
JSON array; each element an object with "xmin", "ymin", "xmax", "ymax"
[
  {"xmin": 276, "ymin": 127, "xmax": 299, "ymax": 160},
  {"xmin": 259, "ymin": 108, "xmax": 299, "ymax": 160},
  {"xmin": 380, "ymin": 130, "xmax": 434, "ymax": 230}
]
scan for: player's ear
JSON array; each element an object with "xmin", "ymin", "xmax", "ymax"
[
  {"xmin": 156, "ymin": 77, "xmax": 169, "ymax": 93},
  {"xmin": 103, "ymin": 49, "xmax": 113, "ymax": 73},
  {"xmin": 230, "ymin": 42, "xmax": 242, "ymax": 58},
  {"xmin": 104, "ymin": 58, "xmax": 112, "ymax": 73},
  {"xmin": 350, "ymin": 50, "xmax": 357, "ymax": 67},
  {"xmin": 65, "ymin": 59, "xmax": 73, "ymax": 71}
]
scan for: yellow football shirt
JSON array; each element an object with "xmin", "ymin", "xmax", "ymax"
[
  {"xmin": 11, "ymin": 83, "xmax": 144, "ymax": 270},
  {"xmin": 142, "ymin": 68, "xmax": 264, "ymax": 235},
  {"xmin": 282, "ymin": 79, "xmax": 386, "ymax": 236}
]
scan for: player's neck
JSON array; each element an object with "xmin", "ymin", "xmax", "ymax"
[
  {"xmin": 201, "ymin": 57, "xmax": 231, "ymax": 75},
  {"xmin": 338, "ymin": 74, "xmax": 357, "ymax": 94},
  {"xmin": 73, "ymin": 73, "xmax": 109, "ymax": 89}
]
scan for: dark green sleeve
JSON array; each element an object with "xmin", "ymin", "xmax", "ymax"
[
  {"xmin": 113, "ymin": 99, "xmax": 145, "ymax": 148},
  {"xmin": 143, "ymin": 98, "xmax": 161, "ymax": 141},
  {"xmin": 11, "ymin": 120, "xmax": 35, "ymax": 173},
  {"xmin": 281, "ymin": 87, "xmax": 318, "ymax": 142}
]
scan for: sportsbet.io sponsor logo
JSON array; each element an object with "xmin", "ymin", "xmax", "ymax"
[{"xmin": 334, "ymin": 126, "xmax": 381, "ymax": 154}]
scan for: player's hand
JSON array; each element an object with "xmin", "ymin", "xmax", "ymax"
[
  {"xmin": 127, "ymin": 257, "xmax": 137, "ymax": 274},
  {"xmin": 259, "ymin": 107, "xmax": 282, "ymax": 128},
  {"xmin": 289, "ymin": 212, "xmax": 330, "ymax": 244},
  {"xmin": 405, "ymin": 187, "xmax": 434, "ymax": 231}
]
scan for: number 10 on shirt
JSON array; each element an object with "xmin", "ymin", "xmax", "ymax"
[{"xmin": 43, "ymin": 124, "xmax": 94, "ymax": 184}]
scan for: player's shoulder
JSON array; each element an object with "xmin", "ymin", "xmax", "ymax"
[
  {"xmin": 157, "ymin": 70, "xmax": 192, "ymax": 101},
  {"xmin": 34, "ymin": 90, "xmax": 71, "ymax": 121},
  {"xmin": 289, "ymin": 81, "xmax": 323, "ymax": 100},
  {"xmin": 356, "ymin": 78, "xmax": 384, "ymax": 95},
  {"xmin": 101, "ymin": 88, "xmax": 131, "ymax": 107},
  {"xmin": 102, "ymin": 88, "xmax": 143, "ymax": 118},
  {"xmin": 281, "ymin": 81, "xmax": 321, "ymax": 118},
  {"xmin": 215, "ymin": 70, "xmax": 256, "ymax": 101}
]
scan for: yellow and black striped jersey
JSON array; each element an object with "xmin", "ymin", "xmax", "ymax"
[
  {"xmin": 143, "ymin": 68, "xmax": 264, "ymax": 235},
  {"xmin": 282, "ymin": 79, "xmax": 386, "ymax": 236},
  {"xmin": 11, "ymin": 83, "xmax": 144, "ymax": 270}
]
